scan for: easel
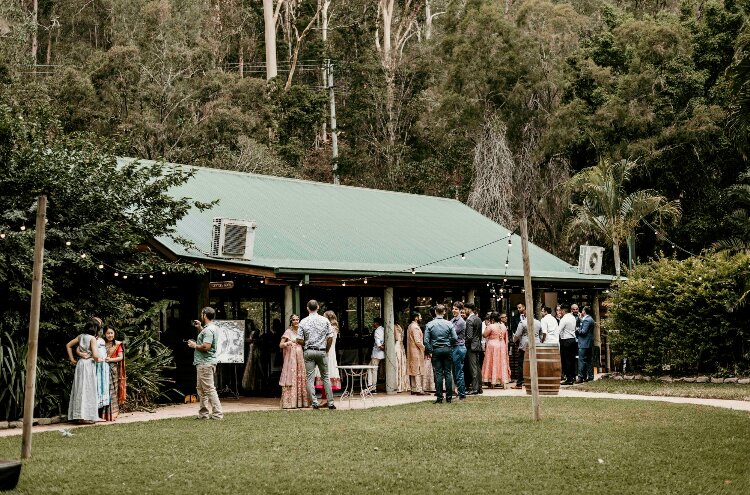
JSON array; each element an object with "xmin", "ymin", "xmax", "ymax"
[{"xmin": 217, "ymin": 363, "xmax": 240, "ymax": 399}]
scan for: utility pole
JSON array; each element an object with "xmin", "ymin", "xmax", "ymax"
[
  {"xmin": 328, "ymin": 60, "xmax": 339, "ymax": 185},
  {"xmin": 22, "ymin": 195, "xmax": 47, "ymax": 459}
]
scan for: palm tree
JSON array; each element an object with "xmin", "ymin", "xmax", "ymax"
[{"xmin": 565, "ymin": 159, "xmax": 682, "ymax": 279}]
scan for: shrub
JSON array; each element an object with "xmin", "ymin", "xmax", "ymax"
[{"xmin": 609, "ymin": 251, "xmax": 750, "ymax": 375}]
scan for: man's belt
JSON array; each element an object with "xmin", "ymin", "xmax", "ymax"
[{"xmin": 306, "ymin": 347, "xmax": 326, "ymax": 351}]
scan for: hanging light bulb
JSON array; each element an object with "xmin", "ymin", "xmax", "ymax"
[
  {"xmin": 65, "ymin": 241, "xmax": 71, "ymax": 246},
  {"xmin": 80, "ymin": 253, "xmax": 87, "ymax": 258},
  {"xmin": 342, "ymin": 281, "xmax": 346, "ymax": 286},
  {"xmin": 221, "ymin": 272, "xmax": 226, "ymax": 277},
  {"xmin": 505, "ymin": 262, "xmax": 509, "ymax": 268},
  {"xmin": 149, "ymin": 274, "xmax": 154, "ymax": 279},
  {"xmin": 0, "ymin": 233, "xmax": 5, "ymax": 239},
  {"xmin": 363, "ymin": 278, "xmax": 368, "ymax": 284},
  {"xmin": 503, "ymin": 278, "xmax": 508, "ymax": 283},
  {"xmin": 114, "ymin": 272, "xmax": 119, "ymax": 277},
  {"xmin": 411, "ymin": 267, "xmax": 416, "ymax": 275},
  {"xmin": 487, "ymin": 283, "xmax": 490, "ymax": 287},
  {"xmin": 122, "ymin": 275, "xmax": 128, "ymax": 279},
  {"xmin": 461, "ymin": 253, "xmax": 466, "ymax": 260},
  {"xmin": 299, "ymin": 280, "xmax": 303, "ymax": 287},
  {"xmin": 161, "ymin": 271, "xmax": 166, "ymax": 275},
  {"xmin": 98, "ymin": 264, "xmax": 104, "ymax": 269},
  {"xmin": 20, "ymin": 225, "xmax": 26, "ymax": 231},
  {"xmin": 139, "ymin": 276, "xmax": 143, "ymax": 280},
  {"xmin": 508, "ymin": 238, "xmax": 512, "ymax": 247},
  {"xmin": 260, "ymin": 278, "xmax": 265, "ymax": 284}
]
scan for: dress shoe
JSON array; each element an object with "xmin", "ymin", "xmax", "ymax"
[
  {"xmin": 433, "ymin": 398, "xmax": 443, "ymax": 404},
  {"xmin": 477, "ymin": 389, "xmax": 483, "ymax": 394},
  {"xmin": 312, "ymin": 404, "xmax": 320, "ymax": 410},
  {"xmin": 466, "ymin": 391, "xmax": 476, "ymax": 395},
  {"xmin": 446, "ymin": 398, "xmax": 452, "ymax": 403},
  {"xmin": 328, "ymin": 404, "xmax": 337, "ymax": 410},
  {"xmin": 511, "ymin": 385, "xmax": 523, "ymax": 390},
  {"xmin": 459, "ymin": 395, "xmax": 466, "ymax": 400}
]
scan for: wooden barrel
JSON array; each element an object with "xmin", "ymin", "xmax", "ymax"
[{"xmin": 523, "ymin": 344, "xmax": 561, "ymax": 396}]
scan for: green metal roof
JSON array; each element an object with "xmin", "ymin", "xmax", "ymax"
[{"xmin": 121, "ymin": 158, "xmax": 614, "ymax": 285}]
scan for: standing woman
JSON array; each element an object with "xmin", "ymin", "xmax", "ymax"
[
  {"xmin": 66, "ymin": 319, "xmax": 100, "ymax": 423},
  {"xmin": 93, "ymin": 326, "xmax": 111, "ymax": 419},
  {"xmin": 102, "ymin": 325, "xmax": 126, "ymax": 421},
  {"xmin": 394, "ymin": 323, "xmax": 410, "ymax": 393},
  {"xmin": 279, "ymin": 315, "xmax": 309, "ymax": 409},
  {"xmin": 315, "ymin": 311, "xmax": 342, "ymax": 400},
  {"xmin": 482, "ymin": 312, "xmax": 511, "ymax": 389}
]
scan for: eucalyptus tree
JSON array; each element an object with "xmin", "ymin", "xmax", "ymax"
[{"xmin": 565, "ymin": 159, "xmax": 682, "ymax": 279}]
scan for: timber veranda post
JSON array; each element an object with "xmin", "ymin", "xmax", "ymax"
[
  {"xmin": 22, "ymin": 195, "xmax": 47, "ymax": 459},
  {"xmin": 520, "ymin": 216, "xmax": 541, "ymax": 421}
]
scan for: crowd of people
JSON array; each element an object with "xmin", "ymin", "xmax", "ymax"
[
  {"xmin": 66, "ymin": 317, "xmax": 127, "ymax": 423},
  {"xmin": 186, "ymin": 299, "xmax": 598, "ymax": 416}
]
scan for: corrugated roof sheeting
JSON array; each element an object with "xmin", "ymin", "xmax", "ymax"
[{"xmin": 121, "ymin": 158, "xmax": 613, "ymax": 284}]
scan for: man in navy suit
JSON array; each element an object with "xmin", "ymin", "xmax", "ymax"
[{"xmin": 575, "ymin": 306, "xmax": 595, "ymax": 383}]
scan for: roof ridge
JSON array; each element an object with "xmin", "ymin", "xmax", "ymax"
[{"xmin": 118, "ymin": 156, "xmax": 461, "ymax": 203}]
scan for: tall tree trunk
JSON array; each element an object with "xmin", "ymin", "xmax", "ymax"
[
  {"xmin": 425, "ymin": 0, "xmax": 432, "ymax": 40},
  {"xmin": 520, "ymin": 214, "xmax": 541, "ymax": 421},
  {"xmin": 320, "ymin": 0, "xmax": 329, "ymax": 143},
  {"xmin": 262, "ymin": 0, "xmax": 278, "ymax": 80},
  {"xmin": 45, "ymin": 28, "xmax": 52, "ymax": 65},
  {"xmin": 613, "ymin": 240, "xmax": 621, "ymax": 279},
  {"xmin": 238, "ymin": 35, "xmax": 244, "ymax": 78},
  {"xmin": 31, "ymin": 0, "xmax": 38, "ymax": 70}
]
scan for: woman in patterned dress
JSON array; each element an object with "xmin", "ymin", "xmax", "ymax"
[
  {"xmin": 279, "ymin": 315, "xmax": 309, "ymax": 409},
  {"xmin": 394, "ymin": 323, "xmax": 411, "ymax": 392},
  {"xmin": 101, "ymin": 325, "xmax": 126, "ymax": 421},
  {"xmin": 482, "ymin": 312, "xmax": 511, "ymax": 388},
  {"xmin": 315, "ymin": 311, "xmax": 342, "ymax": 399}
]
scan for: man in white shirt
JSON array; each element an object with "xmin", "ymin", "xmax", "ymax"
[
  {"xmin": 540, "ymin": 306, "xmax": 559, "ymax": 345},
  {"xmin": 557, "ymin": 304, "xmax": 578, "ymax": 385},
  {"xmin": 368, "ymin": 317, "xmax": 385, "ymax": 392}
]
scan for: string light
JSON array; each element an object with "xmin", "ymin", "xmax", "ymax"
[
  {"xmin": 461, "ymin": 253, "xmax": 466, "ymax": 260},
  {"xmin": 342, "ymin": 281, "xmax": 346, "ymax": 286},
  {"xmin": 80, "ymin": 253, "xmax": 86, "ymax": 258},
  {"xmin": 299, "ymin": 280, "xmax": 303, "ymax": 287},
  {"xmin": 122, "ymin": 275, "xmax": 128, "ymax": 279},
  {"xmin": 65, "ymin": 241, "xmax": 71, "ymax": 246},
  {"xmin": 260, "ymin": 278, "xmax": 264, "ymax": 284},
  {"xmin": 98, "ymin": 264, "xmax": 104, "ymax": 269},
  {"xmin": 0, "ymin": 233, "xmax": 5, "ymax": 239},
  {"xmin": 149, "ymin": 274, "xmax": 154, "ymax": 279},
  {"xmin": 411, "ymin": 267, "xmax": 416, "ymax": 275},
  {"xmin": 363, "ymin": 278, "xmax": 368, "ymax": 284},
  {"xmin": 20, "ymin": 226, "xmax": 25, "ymax": 231},
  {"xmin": 221, "ymin": 272, "xmax": 226, "ymax": 277},
  {"xmin": 114, "ymin": 272, "xmax": 119, "ymax": 277}
]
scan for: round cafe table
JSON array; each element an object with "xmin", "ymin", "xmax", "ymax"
[{"xmin": 336, "ymin": 365, "xmax": 379, "ymax": 409}]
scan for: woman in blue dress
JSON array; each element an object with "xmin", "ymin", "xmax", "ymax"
[{"xmin": 66, "ymin": 319, "xmax": 101, "ymax": 423}]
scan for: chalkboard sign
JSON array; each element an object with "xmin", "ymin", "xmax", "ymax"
[{"xmin": 213, "ymin": 320, "xmax": 245, "ymax": 364}]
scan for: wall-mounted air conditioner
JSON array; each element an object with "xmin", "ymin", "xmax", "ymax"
[
  {"xmin": 211, "ymin": 218, "xmax": 256, "ymax": 259},
  {"xmin": 578, "ymin": 245, "xmax": 605, "ymax": 275}
]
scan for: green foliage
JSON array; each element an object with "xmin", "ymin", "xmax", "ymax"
[
  {"xmin": 0, "ymin": 332, "xmax": 73, "ymax": 421},
  {"xmin": 117, "ymin": 300, "xmax": 181, "ymax": 411},
  {"xmin": 609, "ymin": 251, "xmax": 750, "ymax": 375}
]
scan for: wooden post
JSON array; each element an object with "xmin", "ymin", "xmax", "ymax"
[
  {"xmin": 22, "ymin": 195, "xmax": 47, "ymax": 459},
  {"xmin": 593, "ymin": 292, "xmax": 602, "ymax": 372},
  {"xmin": 520, "ymin": 216, "xmax": 541, "ymax": 421},
  {"xmin": 284, "ymin": 285, "xmax": 293, "ymax": 326},
  {"xmin": 384, "ymin": 287, "xmax": 396, "ymax": 394}
]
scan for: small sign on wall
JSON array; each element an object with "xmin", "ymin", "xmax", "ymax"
[{"xmin": 209, "ymin": 280, "xmax": 234, "ymax": 290}]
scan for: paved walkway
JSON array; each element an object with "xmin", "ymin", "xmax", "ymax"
[{"xmin": 2, "ymin": 387, "xmax": 747, "ymax": 438}]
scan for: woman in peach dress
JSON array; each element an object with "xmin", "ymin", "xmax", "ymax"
[
  {"xmin": 279, "ymin": 314, "xmax": 309, "ymax": 409},
  {"xmin": 482, "ymin": 312, "xmax": 511, "ymax": 388}
]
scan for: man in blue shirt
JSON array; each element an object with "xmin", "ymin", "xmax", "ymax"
[
  {"xmin": 451, "ymin": 301, "xmax": 467, "ymax": 400},
  {"xmin": 576, "ymin": 306, "xmax": 595, "ymax": 383},
  {"xmin": 188, "ymin": 307, "xmax": 223, "ymax": 420},
  {"xmin": 424, "ymin": 304, "xmax": 458, "ymax": 404}
]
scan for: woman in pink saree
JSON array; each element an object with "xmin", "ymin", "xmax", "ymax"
[
  {"xmin": 279, "ymin": 314, "xmax": 309, "ymax": 409},
  {"xmin": 482, "ymin": 312, "xmax": 511, "ymax": 388}
]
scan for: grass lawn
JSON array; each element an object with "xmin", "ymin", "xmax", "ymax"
[
  {"xmin": 0, "ymin": 397, "xmax": 748, "ymax": 494},
  {"xmin": 574, "ymin": 379, "xmax": 750, "ymax": 401}
]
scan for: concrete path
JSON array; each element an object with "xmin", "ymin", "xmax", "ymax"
[{"xmin": 2, "ymin": 387, "xmax": 747, "ymax": 438}]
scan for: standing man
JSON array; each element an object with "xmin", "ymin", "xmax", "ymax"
[
  {"xmin": 424, "ymin": 304, "xmax": 458, "ymax": 404},
  {"xmin": 368, "ymin": 317, "xmax": 386, "ymax": 393},
  {"xmin": 296, "ymin": 300, "xmax": 336, "ymax": 410},
  {"xmin": 450, "ymin": 301, "xmax": 467, "ymax": 400},
  {"xmin": 510, "ymin": 314, "xmax": 541, "ymax": 390},
  {"xmin": 576, "ymin": 306, "xmax": 595, "ymax": 383},
  {"xmin": 464, "ymin": 302, "xmax": 484, "ymax": 395},
  {"xmin": 406, "ymin": 312, "xmax": 426, "ymax": 395},
  {"xmin": 557, "ymin": 304, "xmax": 578, "ymax": 385},
  {"xmin": 540, "ymin": 306, "xmax": 559, "ymax": 345},
  {"xmin": 188, "ymin": 307, "xmax": 223, "ymax": 420}
]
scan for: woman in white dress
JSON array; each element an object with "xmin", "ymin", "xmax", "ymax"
[
  {"xmin": 66, "ymin": 319, "xmax": 101, "ymax": 423},
  {"xmin": 315, "ymin": 310, "xmax": 342, "ymax": 399}
]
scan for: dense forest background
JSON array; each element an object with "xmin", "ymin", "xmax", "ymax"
[{"xmin": 1, "ymin": 0, "xmax": 749, "ymax": 266}]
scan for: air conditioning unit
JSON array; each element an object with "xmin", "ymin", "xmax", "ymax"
[
  {"xmin": 578, "ymin": 245, "xmax": 605, "ymax": 275},
  {"xmin": 211, "ymin": 218, "xmax": 256, "ymax": 259}
]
